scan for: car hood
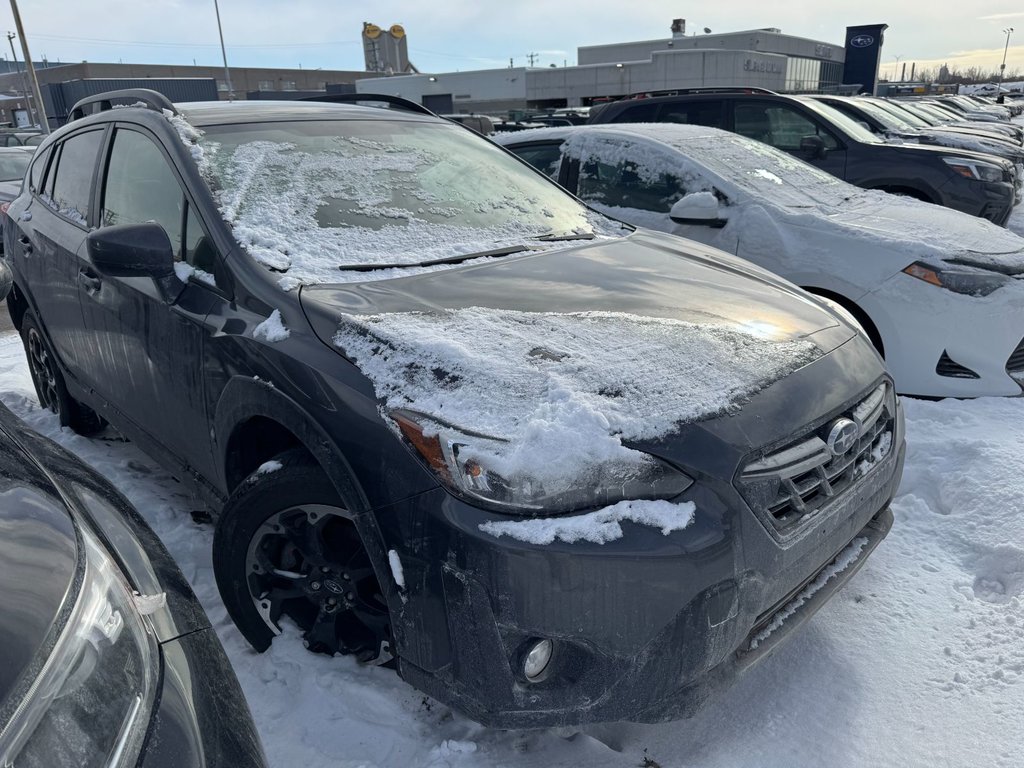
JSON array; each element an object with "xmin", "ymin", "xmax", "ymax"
[
  {"xmin": 889, "ymin": 141, "xmax": 1014, "ymax": 168},
  {"xmin": 806, "ymin": 194, "xmax": 1024, "ymax": 275},
  {"xmin": 302, "ymin": 230, "xmax": 849, "ymax": 350}
]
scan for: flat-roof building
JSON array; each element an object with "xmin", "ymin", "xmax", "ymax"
[{"xmin": 356, "ymin": 25, "xmax": 848, "ymax": 113}]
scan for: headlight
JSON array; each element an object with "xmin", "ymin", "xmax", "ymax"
[
  {"xmin": 0, "ymin": 523, "xmax": 159, "ymax": 767},
  {"xmin": 392, "ymin": 409, "xmax": 693, "ymax": 514},
  {"xmin": 902, "ymin": 261, "xmax": 1009, "ymax": 296},
  {"xmin": 942, "ymin": 156, "xmax": 1006, "ymax": 182}
]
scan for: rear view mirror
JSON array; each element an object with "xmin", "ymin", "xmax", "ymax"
[
  {"xmin": 0, "ymin": 258, "xmax": 11, "ymax": 302},
  {"xmin": 669, "ymin": 193, "xmax": 725, "ymax": 227},
  {"xmin": 799, "ymin": 135, "xmax": 827, "ymax": 159}
]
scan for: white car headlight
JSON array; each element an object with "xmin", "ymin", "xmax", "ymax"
[
  {"xmin": 902, "ymin": 261, "xmax": 1010, "ymax": 297},
  {"xmin": 392, "ymin": 409, "xmax": 693, "ymax": 514},
  {"xmin": 0, "ymin": 522, "xmax": 159, "ymax": 767}
]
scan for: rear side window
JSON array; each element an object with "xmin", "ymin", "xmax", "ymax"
[
  {"xmin": 509, "ymin": 143, "xmax": 563, "ymax": 179},
  {"xmin": 614, "ymin": 102, "xmax": 661, "ymax": 122},
  {"xmin": 29, "ymin": 146, "xmax": 50, "ymax": 193},
  {"xmin": 660, "ymin": 101, "xmax": 724, "ymax": 127},
  {"xmin": 578, "ymin": 156, "xmax": 684, "ymax": 213},
  {"xmin": 734, "ymin": 102, "xmax": 839, "ymax": 151},
  {"xmin": 47, "ymin": 130, "xmax": 104, "ymax": 225}
]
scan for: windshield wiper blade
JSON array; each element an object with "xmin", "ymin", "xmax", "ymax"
[
  {"xmin": 336, "ymin": 244, "xmax": 531, "ymax": 272},
  {"xmin": 534, "ymin": 231, "xmax": 596, "ymax": 242}
]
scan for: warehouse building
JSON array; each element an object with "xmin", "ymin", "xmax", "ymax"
[{"xmin": 356, "ymin": 23, "xmax": 849, "ymax": 113}]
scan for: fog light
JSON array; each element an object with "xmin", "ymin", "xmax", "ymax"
[{"xmin": 523, "ymin": 638, "xmax": 553, "ymax": 682}]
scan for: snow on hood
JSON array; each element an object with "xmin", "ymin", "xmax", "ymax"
[{"xmin": 333, "ymin": 307, "xmax": 820, "ymax": 483}]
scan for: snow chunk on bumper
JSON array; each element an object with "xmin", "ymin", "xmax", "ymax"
[
  {"xmin": 479, "ymin": 499, "xmax": 696, "ymax": 545},
  {"xmin": 334, "ymin": 307, "xmax": 822, "ymax": 482}
]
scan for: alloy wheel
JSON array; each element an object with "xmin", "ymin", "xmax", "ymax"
[
  {"xmin": 27, "ymin": 328, "xmax": 61, "ymax": 416},
  {"xmin": 244, "ymin": 503, "xmax": 392, "ymax": 664}
]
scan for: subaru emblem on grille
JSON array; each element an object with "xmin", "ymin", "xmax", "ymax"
[{"xmin": 826, "ymin": 418, "xmax": 859, "ymax": 456}]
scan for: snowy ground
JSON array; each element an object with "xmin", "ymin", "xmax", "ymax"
[
  {"xmin": 0, "ymin": 196, "xmax": 1020, "ymax": 766},
  {"xmin": 2, "ymin": 312, "xmax": 1024, "ymax": 767}
]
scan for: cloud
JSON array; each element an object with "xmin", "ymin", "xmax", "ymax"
[{"xmin": 978, "ymin": 11, "xmax": 1024, "ymax": 20}]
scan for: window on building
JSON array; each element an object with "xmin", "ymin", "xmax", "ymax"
[
  {"xmin": 258, "ymin": 80, "xmax": 274, "ymax": 91},
  {"xmin": 281, "ymin": 80, "xmax": 297, "ymax": 91}
]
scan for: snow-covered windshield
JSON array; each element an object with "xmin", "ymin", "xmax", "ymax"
[{"xmin": 195, "ymin": 119, "xmax": 603, "ymax": 285}]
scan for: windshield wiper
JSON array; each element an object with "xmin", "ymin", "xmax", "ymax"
[
  {"xmin": 535, "ymin": 231, "xmax": 596, "ymax": 242},
  {"xmin": 336, "ymin": 244, "xmax": 531, "ymax": 272}
]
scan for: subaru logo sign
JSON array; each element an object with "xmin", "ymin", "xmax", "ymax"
[
  {"xmin": 826, "ymin": 418, "xmax": 860, "ymax": 456},
  {"xmin": 850, "ymin": 34, "xmax": 874, "ymax": 48}
]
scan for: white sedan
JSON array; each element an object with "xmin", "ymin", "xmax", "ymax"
[{"xmin": 495, "ymin": 124, "xmax": 1024, "ymax": 398}]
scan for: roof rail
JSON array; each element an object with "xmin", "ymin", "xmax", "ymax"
[
  {"xmin": 299, "ymin": 93, "xmax": 436, "ymax": 117},
  {"xmin": 69, "ymin": 88, "xmax": 177, "ymax": 122},
  {"xmin": 628, "ymin": 86, "xmax": 779, "ymax": 98}
]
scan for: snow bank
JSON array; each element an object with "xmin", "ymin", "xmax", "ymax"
[
  {"xmin": 479, "ymin": 499, "xmax": 696, "ymax": 545},
  {"xmin": 335, "ymin": 307, "xmax": 820, "ymax": 487},
  {"xmin": 252, "ymin": 310, "xmax": 290, "ymax": 342}
]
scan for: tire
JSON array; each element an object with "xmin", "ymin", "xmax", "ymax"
[
  {"xmin": 213, "ymin": 448, "xmax": 393, "ymax": 665},
  {"xmin": 20, "ymin": 310, "xmax": 105, "ymax": 435}
]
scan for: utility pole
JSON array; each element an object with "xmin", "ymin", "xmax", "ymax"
[
  {"xmin": 8, "ymin": 0, "xmax": 48, "ymax": 133},
  {"xmin": 526, "ymin": 52, "xmax": 538, "ymax": 66},
  {"xmin": 6, "ymin": 32, "xmax": 32, "ymax": 126},
  {"xmin": 998, "ymin": 28, "xmax": 1014, "ymax": 93},
  {"xmin": 213, "ymin": 0, "xmax": 235, "ymax": 99}
]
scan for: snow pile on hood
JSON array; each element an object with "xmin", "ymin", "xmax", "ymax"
[
  {"xmin": 480, "ymin": 499, "xmax": 696, "ymax": 545},
  {"xmin": 334, "ymin": 307, "xmax": 821, "ymax": 482}
]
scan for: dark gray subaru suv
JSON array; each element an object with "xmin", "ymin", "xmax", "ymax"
[{"xmin": 2, "ymin": 89, "xmax": 903, "ymax": 728}]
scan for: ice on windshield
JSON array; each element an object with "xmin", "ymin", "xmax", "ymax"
[
  {"xmin": 191, "ymin": 119, "xmax": 613, "ymax": 287},
  {"xmin": 334, "ymin": 307, "xmax": 821, "ymax": 487}
]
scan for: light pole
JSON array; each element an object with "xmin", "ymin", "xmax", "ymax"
[
  {"xmin": 6, "ymin": 32, "xmax": 33, "ymax": 126},
  {"xmin": 213, "ymin": 0, "xmax": 234, "ymax": 99},
  {"xmin": 997, "ymin": 28, "xmax": 1013, "ymax": 93},
  {"xmin": 7, "ymin": 0, "xmax": 48, "ymax": 133},
  {"xmin": 892, "ymin": 55, "xmax": 903, "ymax": 82}
]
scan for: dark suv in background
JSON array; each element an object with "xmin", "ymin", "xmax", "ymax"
[
  {"xmin": 3, "ymin": 89, "xmax": 902, "ymax": 728},
  {"xmin": 589, "ymin": 89, "xmax": 1018, "ymax": 226}
]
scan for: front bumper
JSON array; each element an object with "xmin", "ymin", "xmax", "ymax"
[{"xmin": 379, "ymin": 430, "xmax": 904, "ymax": 728}]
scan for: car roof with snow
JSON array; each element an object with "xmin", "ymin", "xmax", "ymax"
[
  {"xmin": 493, "ymin": 123, "xmax": 732, "ymax": 151},
  {"xmin": 173, "ymin": 99, "xmax": 440, "ymax": 127}
]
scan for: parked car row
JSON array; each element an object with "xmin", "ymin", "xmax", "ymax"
[
  {"xmin": 586, "ymin": 88, "xmax": 1022, "ymax": 226},
  {"xmin": 1, "ymin": 88, "xmax": 909, "ymax": 744}
]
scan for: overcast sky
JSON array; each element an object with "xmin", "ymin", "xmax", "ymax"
[{"xmin": 1, "ymin": 0, "xmax": 1021, "ymax": 78}]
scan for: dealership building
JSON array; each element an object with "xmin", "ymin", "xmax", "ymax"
[{"xmin": 355, "ymin": 24, "xmax": 856, "ymax": 113}]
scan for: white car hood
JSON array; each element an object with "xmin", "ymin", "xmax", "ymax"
[{"xmin": 802, "ymin": 194, "xmax": 1024, "ymax": 274}]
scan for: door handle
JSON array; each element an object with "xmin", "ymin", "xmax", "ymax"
[
  {"xmin": 17, "ymin": 234, "xmax": 31, "ymax": 255},
  {"xmin": 79, "ymin": 268, "xmax": 102, "ymax": 292}
]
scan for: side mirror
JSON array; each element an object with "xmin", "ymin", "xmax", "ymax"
[
  {"xmin": 0, "ymin": 258, "xmax": 12, "ymax": 302},
  {"xmin": 86, "ymin": 223, "xmax": 182, "ymax": 302},
  {"xmin": 669, "ymin": 193, "xmax": 725, "ymax": 227},
  {"xmin": 799, "ymin": 135, "xmax": 827, "ymax": 159}
]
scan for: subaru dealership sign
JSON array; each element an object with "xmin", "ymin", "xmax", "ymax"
[{"xmin": 843, "ymin": 24, "xmax": 888, "ymax": 95}]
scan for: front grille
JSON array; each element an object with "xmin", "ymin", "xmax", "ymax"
[
  {"xmin": 736, "ymin": 383, "xmax": 895, "ymax": 534},
  {"xmin": 1006, "ymin": 337, "xmax": 1024, "ymax": 375},
  {"xmin": 936, "ymin": 350, "xmax": 980, "ymax": 379}
]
